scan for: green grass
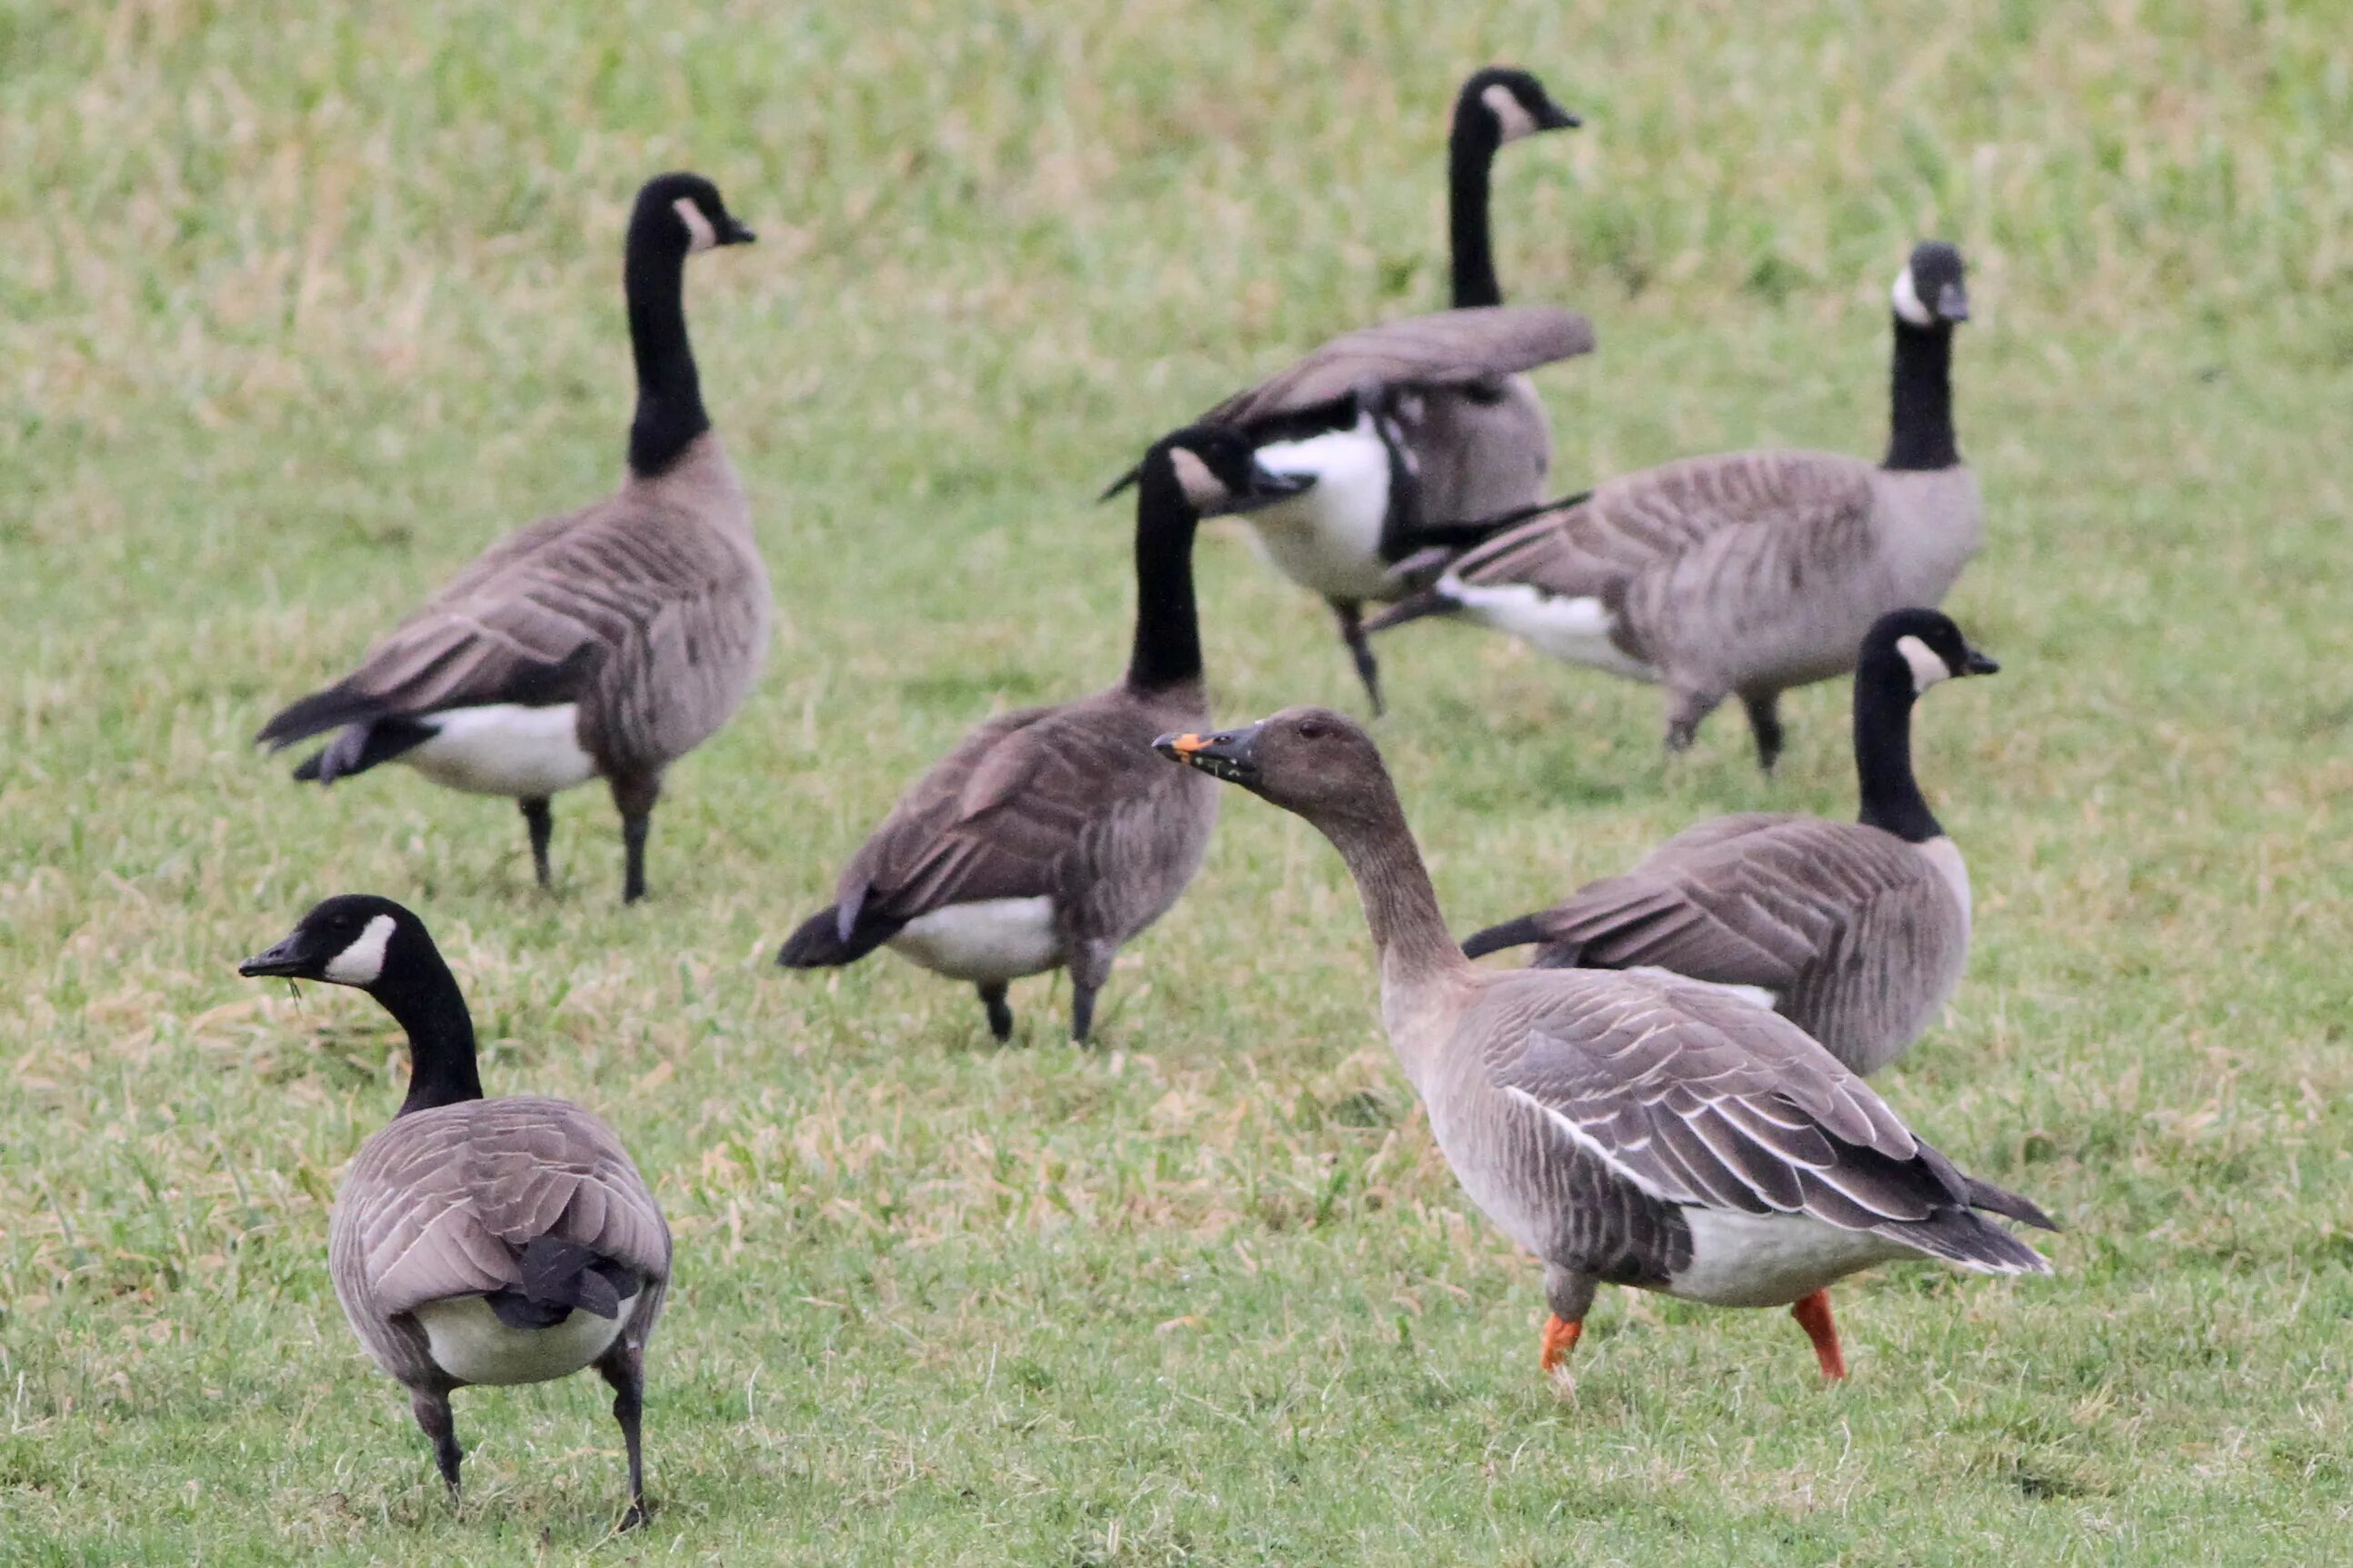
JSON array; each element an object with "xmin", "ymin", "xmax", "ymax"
[{"xmin": 5, "ymin": 0, "xmax": 2351, "ymax": 1562}]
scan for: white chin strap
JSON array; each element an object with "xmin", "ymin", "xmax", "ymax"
[
  {"xmin": 324, "ymin": 914, "xmax": 397, "ymax": 986},
  {"xmin": 1894, "ymin": 634, "xmax": 1950, "ymax": 695},
  {"xmin": 674, "ymin": 196, "xmax": 717, "ymax": 254},
  {"xmin": 1166, "ymin": 447, "xmax": 1231, "ymax": 511},
  {"xmin": 1891, "ymin": 265, "xmax": 1935, "ymax": 326},
  {"xmin": 1482, "ymin": 84, "xmax": 1540, "ymax": 144}
]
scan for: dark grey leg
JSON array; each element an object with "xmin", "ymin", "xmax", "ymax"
[
  {"xmin": 1068, "ymin": 942, "xmax": 1115, "ymax": 1046},
  {"xmin": 978, "ymin": 983, "xmax": 1014, "ymax": 1044},
  {"xmin": 598, "ymin": 1343, "xmax": 648, "ymax": 1529},
  {"xmin": 1663, "ymin": 685, "xmax": 1726, "ymax": 754},
  {"xmin": 610, "ymin": 774, "xmax": 663, "ymax": 904},
  {"xmin": 408, "ymin": 1386, "xmax": 463, "ymax": 1502},
  {"xmin": 1331, "ymin": 599, "xmax": 1385, "ymax": 716},
  {"xmin": 1740, "ymin": 690, "xmax": 1786, "ymax": 774},
  {"xmin": 519, "ymin": 797, "xmax": 554, "ymax": 888}
]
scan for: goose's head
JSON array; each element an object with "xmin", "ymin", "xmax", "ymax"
[
  {"xmin": 1457, "ymin": 67, "xmax": 1581, "ymax": 146},
  {"xmin": 1156, "ymin": 705, "xmax": 1391, "ymax": 822},
  {"xmin": 1863, "ymin": 608, "xmax": 1998, "ymax": 698},
  {"xmin": 239, "ymin": 894, "xmax": 428, "ymax": 992},
  {"xmin": 633, "ymin": 171, "xmax": 757, "ymax": 256},
  {"xmin": 1146, "ymin": 425, "xmax": 1311, "ymax": 517},
  {"xmin": 1892, "ymin": 241, "xmax": 1968, "ymax": 328}
]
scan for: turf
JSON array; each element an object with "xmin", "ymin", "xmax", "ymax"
[{"xmin": 4, "ymin": 0, "xmax": 2350, "ymax": 1562}]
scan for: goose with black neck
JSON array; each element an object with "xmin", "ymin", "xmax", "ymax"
[
  {"xmin": 1156, "ymin": 708, "xmax": 2053, "ymax": 1383},
  {"xmin": 777, "ymin": 426, "xmax": 1301, "ymax": 1044},
  {"xmin": 1369, "ymin": 241, "xmax": 1981, "ymax": 770},
  {"xmin": 239, "ymin": 894, "xmax": 672, "ymax": 1526},
  {"xmin": 1461, "ymin": 608, "xmax": 1999, "ymax": 1075},
  {"xmin": 255, "ymin": 172, "xmax": 770, "ymax": 902}
]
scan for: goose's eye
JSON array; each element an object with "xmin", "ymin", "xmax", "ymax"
[{"xmin": 1297, "ymin": 719, "xmax": 1328, "ymax": 740}]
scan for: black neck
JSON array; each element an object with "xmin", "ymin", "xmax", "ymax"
[
  {"xmin": 1853, "ymin": 661, "xmax": 1941, "ymax": 842},
  {"xmin": 1125, "ymin": 470, "xmax": 1205, "ymax": 692},
  {"xmin": 376, "ymin": 943, "xmax": 485, "ymax": 1116},
  {"xmin": 1447, "ymin": 116, "xmax": 1502, "ymax": 309},
  {"xmin": 1883, "ymin": 319, "xmax": 1958, "ymax": 471},
  {"xmin": 624, "ymin": 225, "xmax": 706, "ymax": 477}
]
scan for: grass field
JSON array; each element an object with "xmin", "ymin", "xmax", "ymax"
[{"xmin": 5, "ymin": 0, "xmax": 2351, "ymax": 1562}]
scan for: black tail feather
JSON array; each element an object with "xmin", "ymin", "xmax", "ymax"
[
  {"xmin": 1966, "ymin": 1176, "xmax": 2062, "ymax": 1233},
  {"xmin": 776, "ymin": 904, "xmax": 900, "ymax": 969},
  {"xmin": 1461, "ymin": 914, "xmax": 1553, "ymax": 961},
  {"xmin": 256, "ymin": 683, "xmax": 385, "ymax": 750},
  {"xmin": 1361, "ymin": 588, "xmax": 1457, "ymax": 636},
  {"xmin": 290, "ymin": 716, "xmax": 432, "ymax": 784},
  {"xmin": 487, "ymin": 1236, "xmax": 639, "ymax": 1329}
]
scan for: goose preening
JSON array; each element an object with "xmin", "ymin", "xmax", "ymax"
[
  {"xmin": 1462, "ymin": 609, "xmax": 1998, "ymax": 1076},
  {"xmin": 777, "ymin": 427, "xmax": 1299, "ymax": 1044},
  {"xmin": 238, "ymin": 895, "xmax": 670, "ymax": 1524},
  {"xmin": 1368, "ymin": 241, "xmax": 1979, "ymax": 769},
  {"xmin": 1109, "ymin": 69, "xmax": 1590, "ymax": 714},
  {"xmin": 255, "ymin": 173, "xmax": 769, "ymax": 903},
  {"xmin": 1155, "ymin": 708, "xmax": 2052, "ymax": 1380}
]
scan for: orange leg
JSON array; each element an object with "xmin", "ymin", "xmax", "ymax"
[
  {"xmin": 1540, "ymin": 1313, "xmax": 1584, "ymax": 1373},
  {"xmin": 1790, "ymin": 1290, "xmax": 1847, "ymax": 1382}
]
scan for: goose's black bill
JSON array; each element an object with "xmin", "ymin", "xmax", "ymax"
[
  {"xmin": 1153, "ymin": 724, "xmax": 1264, "ymax": 785},
  {"xmin": 1964, "ymin": 649, "xmax": 1998, "ymax": 675},
  {"xmin": 237, "ymin": 934, "xmax": 314, "ymax": 979}
]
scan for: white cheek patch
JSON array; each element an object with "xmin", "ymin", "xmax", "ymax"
[
  {"xmin": 324, "ymin": 914, "xmax": 397, "ymax": 986},
  {"xmin": 1891, "ymin": 265, "xmax": 1934, "ymax": 326},
  {"xmin": 1166, "ymin": 447, "xmax": 1228, "ymax": 511},
  {"xmin": 1895, "ymin": 634, "xmax": 1951, "ymax": 695},
  {"xmin": 1482, "ymin": 83, "xmax": 1540, "ymax": 143},
  {"xmin": 673, "ymin": 196, "xmax": 717, "ymax": 254}
]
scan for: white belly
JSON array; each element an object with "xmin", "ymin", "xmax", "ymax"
[
  {"xmin": 1438, "ymin": 581, "xmax": 1659, "ymax": 681},
  {"xmin": 402, "ymin": 704, "xmax": 600, "ymax": 797},
  {"xmin": 1244, "ymin": 418, "xmax": 1398, "ymax": 602},
  {"xmin": 1668, "ymin": 1210, "xmax": 1905, "ymax": 1307},
  {"xmin": 415, "ymin": 1289, "xmax": 636, "ymax": 1386},
  {"xmin": 888, "ymin": 896, "xmax": 1062, "ymax": 983}
]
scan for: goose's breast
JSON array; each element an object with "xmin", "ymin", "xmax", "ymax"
[
  {"xmin": 1244, "ymin": 424, "xmax": 1397, "ymax": 601},
  {"xmin": 414, "ymin": 1289, "xmax": 636, "ymax": 1386}
]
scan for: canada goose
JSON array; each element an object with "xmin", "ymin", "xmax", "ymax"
[
  {"xmin": 238, "ymin": 895, "xmax": 669, "ymax": 1524},
  {"xmin": 1156, "ymin": 708, "xmax": 2053, "ymax": 1380},
  {"xmin": 1368, "ymin": 241, "xmax": 1978, "ymax": 769},
  {"xmin": 255, "ymin": 172, "xmax": 768, "ymax": 902},
  {"xmin": 1108, "ymin": 70, "xmax": 1588, "ymax": 714},
  {"xmin": 777, "ymin": 426, "xmax": 1299, "ymax": 1043},
  {"xmin": 1463, "ymin": 610, "xmax": 1998, "ymax": 1075}
]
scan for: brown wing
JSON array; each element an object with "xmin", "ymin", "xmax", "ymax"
[
  {"xmin": 1199, "ymin": 307, "xmax": 1594, "ymax": 433},
  {"xmin": 838, "ymin": 690, "xmax": 1178, "ymax": 926}
]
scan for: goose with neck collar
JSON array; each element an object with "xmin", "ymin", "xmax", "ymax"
[
  {"xmin": 1157, "ymin": 708, "xmax": 2052, "ymax": 1383},
  {"xmin": 239, "ymin": 894, "xmax": 671, "ymax": 1525},
  {"xmin": 256, "ymin": 171, "xmax": 769, "ymax": 903},
  {"xmin": 1369, "ymin": 240, "xmax": 1981, "ymax": 771},
  {"xmin": 776, "ymin": 427, "xmax": 1300, "ymax": 1044},
  {"xmin": 1103, "ymin": 69, "xmax": 1588, "ymax": 713},
  {"xmin": 1460, "ymin": 609, "xmax": 1999, "ymax": 1076}
]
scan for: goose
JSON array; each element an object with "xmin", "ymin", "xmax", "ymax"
[
  {"xmin": 255, "ymin": 172, "xmax": 768, "ymax": 902},
  {"xmin": 1367, "ymin": 241, "xmax": 1978, "ymax": 769},
  {"xmin": 1155, "ymin": 707, "xmax": 2053, "ymax": 1380},
  {"xmin": 238, "ymin": 894, "xmax": 670, "ymax": 1524},
  {"xmin": 776, "ymin": 426, "xmax": 1300, "ymax": 1043},
  {"xmin": 1107, "ymin": 70, "xmax": 1589, "ymax": 714},
  {"xmin": 1462, "ymin": 609, "xmax": 1998, "ymax": 1076}
]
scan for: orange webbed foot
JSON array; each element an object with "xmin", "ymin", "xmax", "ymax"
[
  {"xmin": 1540, "ymin": 1313, "xmax": 1584, "ymax": 1374},
  {"xmin": 1790, "ymin": 1290, "xmax": 1847, "ymax": 1382}
]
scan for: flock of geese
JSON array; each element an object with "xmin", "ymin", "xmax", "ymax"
[{"xmin": 235, "ymin": 69, "xmax": 2054, "ymax": 1527}]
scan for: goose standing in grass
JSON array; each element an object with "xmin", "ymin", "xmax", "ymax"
[
  {"xmin": 255, "ymin": 173, "xmax": 767, "ymax": 902},
  {"xmin": 1156, "ymin": 708, "xmax": 2052, "ymax": 1380},
  {"xmin": 1462, "ymin": 609, "xmax": 1998, "ymax": 1076},
  {"xmin": 1109, "ymin": 69, "xmax": 1589, "ymax": 714},
  {"xmin": 1368, "ymin": 242, "xmax": 1979, "ymax": 769},
  {"xmin": 238, "ymin": 895, "xmax": 669, "ymax": 1525},
  {"xmin": 777, "ymin": 427, "xmax": 1301, "ymax": 1044}
]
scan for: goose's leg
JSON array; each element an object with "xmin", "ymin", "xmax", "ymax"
[
  {"xmin": 977, "ymin": 983, "xmax": 1015, "ymax": 1044},
  {"xmin": 610, "ymin": 772, "xmax": 663, "ymax": 904},
  {"xmin": 598, "ymin": 1342, "xmax": 650, "ymax": 1528},
  {"xmin": 1790, "ymin": 1289, "xmax": 1847, "ymax": 1382},
  {"xmin": 1739, "ymin": 690, "xmax": 1786, "ymax": 774},
  {"xmin": 1663, "ymin": 684, "xmax": 1726, "ymax": 754},
  {"xmin": 408, "ymin": 1386, "xmax": 463, "ymax": 1502},
  {"xmin": 1330, "ymin": 598, "xmax": 1385, "ymax": 716},
  {"xmin": 519, "ymin": 797, "xmax": 555, "ymax": 888},
  {"xmin": 1541, "ymin": 1265, "xmax": 1598, "ymax": 1375},
  {"xmin": 1068, "ymin": 941, "xmax": 1115, "ymax": 1046}
]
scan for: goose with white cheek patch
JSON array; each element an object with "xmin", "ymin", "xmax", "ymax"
[
  {"xmin": 1154, "ymin": 708, "xmax": 2053, "ymax": 1382},
  {"xmin": 255, "ymin": 173, "xmax": 768, "ymax": 903},
  {"xmin": 1104, "ymin": 68, "xmax": 1589, "ymax": 714},
  {"xmin": 776, "ymin": 427, "xmax": 1301, "ymax": 1044},
  {"xmin": 1463, "ymin": 609, "xmax": 1998, "ymax": 1076},
  {"xmin": 1370, "ymin": 241, "xmax": 1978, "ymax": 770},
  {"xmin": 238, "ymin": 895, "xmax": 670, "ymax": 1525}
]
